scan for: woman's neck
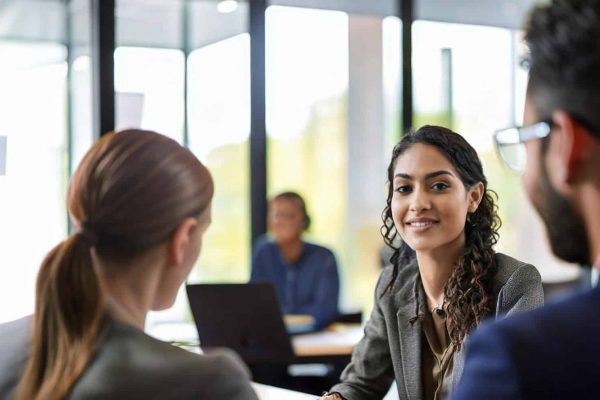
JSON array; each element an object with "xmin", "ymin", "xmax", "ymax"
[
  {"xmin": 278, "ymin": 238, "xmax": 303, "ymax": 264},
  {"xmin": 416, "ymin": 234, "xmax": 466, "ymax": 311},
  {"xmin": 105, "ymin": 297, "xmax": 147, "ymax": 329},
  {"xmin": 95, "ymin": 252, "xmax": 163, "ymax": 330}
]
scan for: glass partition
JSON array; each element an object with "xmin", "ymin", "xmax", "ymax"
[
  {"xmin": 114, "ymin": 47, "xmax": 185, "ymax": 142},
  {"xmin": 266, "ymin": 6, "xmax": 402, "ymax": 314},
  {"xmin": 187, "ymin": 32, "xmax": 251, "ymax": 284},
  {"xmin": 0, "ymin": 1, "xmax": 69, "ymax": 322},
  {"xmin": 114, "ymin": 0, "xmax": 251, "ymax": 326}
]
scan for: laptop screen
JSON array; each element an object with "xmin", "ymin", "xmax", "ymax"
[{"xmin": 186, "ymin": 282, "xmax": 294, "ymax": 364}]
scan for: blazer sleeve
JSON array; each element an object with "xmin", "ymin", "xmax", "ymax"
[
  {"xmin": 453, "ymin": 261, "xmax": 542, "ymax": 400},
  {"xmin": 452, "ymin": 322, "xmax": 526, "ymax": 400},
  {"xmin": 496, "ymin": 262, "xmax": 544, "ymax": 318},
  {"xmin": 329, "ymin": 272, "xmax": 395, "ymax": 400}
]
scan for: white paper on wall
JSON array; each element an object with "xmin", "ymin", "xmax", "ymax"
[
  {"xmin": 0, "ymin": 136, "xmax": 6, "ymax": 176},
  {"xmin": 116, "ymin": 92, "xmax": 145, "ymax": 131}
]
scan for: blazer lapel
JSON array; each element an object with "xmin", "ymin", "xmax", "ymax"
[
  {"xmin": 448, "ymin": 337, "xmax": 467, "ymax": 393},
  {"xmin": 449, "ymin": 337, "xmax": 467, "ymax": 394},
  {"xmin": 396, "ymin": 279, "xmax": 424, "ymax": 400}
]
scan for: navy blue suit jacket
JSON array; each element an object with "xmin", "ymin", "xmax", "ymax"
[{"xmin": 453, "ymin": 284, "xmax": 600, "ymax": 399}]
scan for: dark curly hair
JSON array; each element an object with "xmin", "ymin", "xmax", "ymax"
[
  {"xmin": 524, "ymin": 0, "xmax": 600, "ymax": 135},
  {"xmin": 380, "ymin": 125, "xmax": 501, "ymax": 349}
]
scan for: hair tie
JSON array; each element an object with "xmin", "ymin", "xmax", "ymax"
[{"xmin": 77, "ymin": 225, "xmax": 98, "ymax": 247}]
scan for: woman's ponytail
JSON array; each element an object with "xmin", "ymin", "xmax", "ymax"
[{"xmin": 17, "ymin": 233, "xmax": 105, "ymax": 400}]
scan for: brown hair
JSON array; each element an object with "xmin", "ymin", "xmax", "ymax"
[
  {"xmin": 17, "ymin": 130, "xmax": 213, "ymax": 400},
  {"xmin": 381, "ymin": 126, "xmax": 500, "ymax": 350}
]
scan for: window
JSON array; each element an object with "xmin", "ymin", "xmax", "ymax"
[
  {"xmin": 266, "ymin": 6, "xmax": 401, "ymax": 315},
  {"xmin": 412, "ymin": 20, "xmax": 579, "ymax": 282},
  {"xmin": 187, "ymin": 32, "xmax": 251, "ymax": 284},
  {"xmin": 0, "ymin": 41, "xmax": 68, "ymax": 322},
  {"xmin": 114, "ymin": 0, "xmax": 251, "ymax": 326}
]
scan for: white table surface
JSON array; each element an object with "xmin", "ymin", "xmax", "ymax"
[
  {"xmin": 252, "ymin": 382, "xmax": 315, "ymax": 399},
  {"xmin": 147, "ymin": 322, "xmax": 399, "ymax": 399}
]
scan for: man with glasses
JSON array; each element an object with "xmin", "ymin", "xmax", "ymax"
[{"xmin": 453, "ymin": 0, "xmax": 600, "ymax": 398}]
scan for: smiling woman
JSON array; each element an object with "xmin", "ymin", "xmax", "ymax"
[
  {"xmin": 391, "ymin": 144, "xmax": 484, "ymax": 256},
  {"xmin": 322, "ymin": 126, "xmax": 544, "ymax": 400}
]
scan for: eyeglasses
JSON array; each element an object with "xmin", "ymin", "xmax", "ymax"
[{"xmin": 493, "ymin": 120, "xmax": 552, "ymax": 173}]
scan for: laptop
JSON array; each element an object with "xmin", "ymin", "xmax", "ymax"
[{"xmin": 186, "ymin": 282, "xmax": 295, "ymax": 364}]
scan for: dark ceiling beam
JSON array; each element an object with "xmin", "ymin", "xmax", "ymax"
[
  {"xmin": 400, "ymin": 0, "xmax": 413, "ymax": 134},
  {"xmin": 249, "ymin": 0, "xmax": 268, "ymax": 244},
  {"xmin": 91, "ymin": 0, "xmax": 115, "ymax": 138}
]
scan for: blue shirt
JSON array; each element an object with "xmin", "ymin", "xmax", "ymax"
[{"xmin": 250, "ymin": 238, "xmax": 340, "ymax": 330}]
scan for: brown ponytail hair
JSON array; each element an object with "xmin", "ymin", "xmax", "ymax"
[{"xmin": 17, "ymin": 130, "xmax": 213, "ymax": 400}]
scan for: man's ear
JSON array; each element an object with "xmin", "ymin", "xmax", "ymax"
[
  {"xmin": 467, "ymin": 182, "xmax": 485, "ymax": 213},
  {"xmin": 167, "ymin": 217, "xmax": 198, "ymax": 267},
  {"xmin": 552, "ymin": 111, "xmax": 595, "ymax": 184}
]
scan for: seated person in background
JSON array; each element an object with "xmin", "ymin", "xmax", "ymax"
[
  {"xmin": 251, "ymin": 191, "xmax": 340, "ymax": 330},
  {"xmin": 321, "ymin": 126, "xmax": 544, "ymax": 400},
  {"xmin": 0, "ymin": 130, "xmax": 257, "ymax": 400}
]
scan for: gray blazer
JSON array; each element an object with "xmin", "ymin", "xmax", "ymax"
[
  {"xmin": 330, "ymin": 253, "xmax": 544, "ymax": 400},
  {"xmin": 0, "ymin": 317, "xmax": 258, "ymax": 400},
  {"xmin": 0, "ymin": 316, "xmax": 30, "ymax": 400}
]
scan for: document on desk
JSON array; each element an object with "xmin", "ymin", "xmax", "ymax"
[
  {"xmin": 252, "ymin": 382, "xmax": 315, "ymax": 400},
  {"xmin": 285, "ymin": 314, "xmax": 316, "ymax": 334},
  {"xmin": 292, "ymin": 324, "xmax": 363, "ymax": 356}
]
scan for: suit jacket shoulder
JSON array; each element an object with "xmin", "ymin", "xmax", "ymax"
[
  {"xmin": 448, "ymin": 253, "xmax": 543, "ymax": 395},
  {"xmin": 455, "ymin": 286, "xmax": 600, "ymax": 400},
  {"xmin": 70, "ymin": 320, "xmax": 258, "ymax": 400},
  {"xmin": 493, "ymin": 252, "xmax": 537, "ymax": 287},
  {"xmin": 376, "ymin": 253, "xmax": 544, "ymax": 315},
  {"xmin": 375, "ymin": 260, "xmax": 419, "ymax": 299},
  {"xmin": 0, "ymin": 317, "xmax": 257, "ymax": 400},
  {"xmin": 491, "ymin": 253, "xmax": 544, "ymax": 317}
]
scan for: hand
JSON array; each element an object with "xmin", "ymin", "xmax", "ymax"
[{"xmin": 319, "ymin": 394, "xmax": 342, "ymax": 400}]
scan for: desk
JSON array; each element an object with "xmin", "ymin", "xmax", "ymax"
[
  {"xmin": 147, "ymin": 321, "xmax": 363, "ymax": 359},
  {"xmin": 252, "ymin": 382, "xmax": 315, "ymax": 399},
  {"xmin": 148, "ymin": 322, "xmax": 362, "ymax": 395}
]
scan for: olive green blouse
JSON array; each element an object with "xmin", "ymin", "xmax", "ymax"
[{"xmin": 422, "ymin": 307, "xmax": 455, "ymax": 400}]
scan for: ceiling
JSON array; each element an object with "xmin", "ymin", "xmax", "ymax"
[{"xmin": 0, "ymin": 0, "xmax": 542, "ymax": 48}]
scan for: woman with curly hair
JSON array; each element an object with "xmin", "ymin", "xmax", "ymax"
[{"xmin": 321, "ymin": 125, "xmax": 544, "ymax": 400}]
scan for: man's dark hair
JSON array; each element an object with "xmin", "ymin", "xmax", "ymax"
[{"xmin": 524, "ymin": 0, "xmax": 600, "ymax": 134}]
